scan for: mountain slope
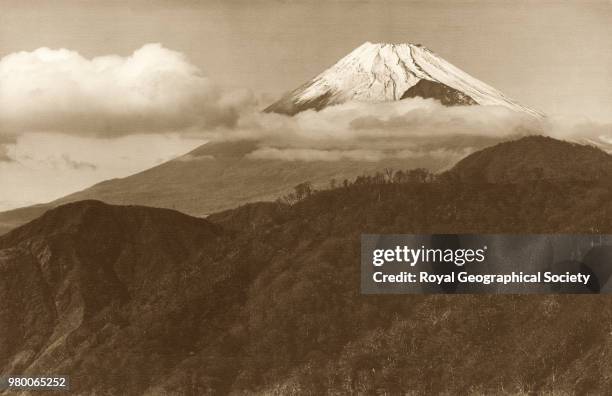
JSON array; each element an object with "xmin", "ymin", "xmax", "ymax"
[
  {"xmin": 0, "ymin": 138, "xmax": 468, "ymax": 235},
  {"xmin": 0, "ymin": 201, "xmax": 224, "ymax": 392},
  {"xmin": 4, "ymin": 177, "xmax": 612, "ymax": 393},
  {"xmin": 265, "ymin": 42, "xmax": 541, "ymax": 116}
]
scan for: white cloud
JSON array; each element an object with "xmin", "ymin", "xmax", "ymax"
[
  {"xmin": 212, "ymin": 98, "xmax": 542, "ymax": 160},
  {"xmin": 0, "ymin": 44, "xmax": 255, "ymax": 137},
  {"xmin": 539, "ymin": 116, "xmax": 612, "ymax": 151},
  {"xmin": 227, "ymin": 98, "xmax": 612, "ymax": 159}
]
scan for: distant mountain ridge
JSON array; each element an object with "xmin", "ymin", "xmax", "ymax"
[
  {"xmin": 0, "ymin": 139, "xmax": 463, "ymax": 235},
  {"xmin": 0, "ymin": 135, "xmax": 611, "ymax": 236},
  {"xmin": 449, "ymin": 135, "xmax": 612, "ymax": 182},
  {"xmin": 265, "ymin": 42, "xmax": 542, "ymax": 116}
]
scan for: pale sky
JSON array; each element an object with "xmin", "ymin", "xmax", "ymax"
[{"xmin": 0, "ymin": 0, "xmax": 611, "ymax": 210}]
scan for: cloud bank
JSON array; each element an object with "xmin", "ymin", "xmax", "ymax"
[
  {"xmin": 221, "ymin": 98, "xmax": 543, "ymax": 162},
  {"xmin": 0, "ymin": 44, "xmax": 254, "ymax": 137},
  {"xmin": 220, "ymin": 97, "xmax": 611, "ymax": 163}
]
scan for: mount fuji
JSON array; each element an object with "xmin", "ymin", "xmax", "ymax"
[{"xmin": 265, "ymin": 42, "xmax": 542, "ymax": 117}]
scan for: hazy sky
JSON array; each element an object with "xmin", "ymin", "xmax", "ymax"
[
  {"xmin": 1, "ymin": 0, "xmax": 611, "ymax": 210},
  {"xmin": 2, "ymin": 0, "xmax": 611, "ymax": 119}
]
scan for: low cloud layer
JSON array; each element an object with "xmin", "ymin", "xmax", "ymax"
[
  {"xmin": 0, "ymin": 44, "xmax": 254, "ymax": 137},
  {"xmin": 220, "ymin": 98, "xmax": 543, "ymax": 162},
  {"xmin": 540, "ymin": 117, "xmax": 612, "ymax": 148},
  {"xmin": 223, "ymin": 98, "xmax": 612, "ymax": 162}
]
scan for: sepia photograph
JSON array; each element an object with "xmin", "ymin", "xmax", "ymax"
[{"xmin": 1, "ymin": 0, "xmax": 612, "ymax": 394}]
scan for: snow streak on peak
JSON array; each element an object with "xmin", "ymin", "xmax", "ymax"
[{"xmin": 265, "ymin": 41, "xmax": 543, "ymax": 118}]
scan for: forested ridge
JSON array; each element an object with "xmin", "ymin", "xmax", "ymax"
[{"xmin": 3, "ymin": 136, "xmax": 612, "ymax": 394}]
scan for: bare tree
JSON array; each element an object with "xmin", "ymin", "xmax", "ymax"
[
  {"xmin": 294, "ymin": 181, "xmax": 313, "ymax": 201},
  {"xmin": 384, "ymin": 168, "xmax": 394, "ymax": 183}
]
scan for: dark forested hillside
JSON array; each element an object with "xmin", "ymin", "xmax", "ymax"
[
  {"xmin": 3, "ymin": 175, "xmax": 612, "ymax": 394},
  {"xmin": 449, "ymin": 135, "xmax": 612, "ymax": 183}
]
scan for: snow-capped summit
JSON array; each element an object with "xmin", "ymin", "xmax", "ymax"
[{"xmin": 265, "ymin": 41, "xmax": 542, "ymax": 117}]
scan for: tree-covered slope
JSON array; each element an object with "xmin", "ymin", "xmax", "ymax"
[{"xmin": 3, "ymin": 176, "xmax": 612, "ymax": 394}]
